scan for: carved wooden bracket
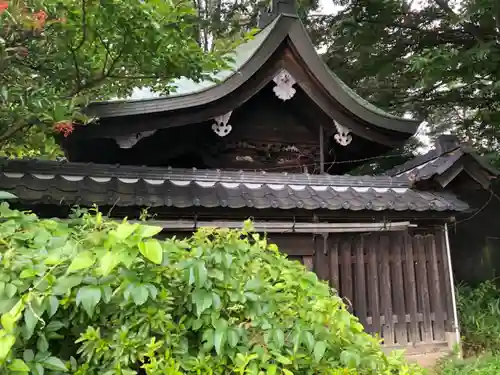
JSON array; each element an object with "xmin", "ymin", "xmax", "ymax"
[
  {"xmin": 273, "ymin": 69, "xmax": 296, "ymax": 101},
  {"xmin": 212, "ymin": 111, "xmax": 233, "ymax": 137},
  {"xmin": 114, "ymin": 130, "xmax": 156, "ymax": 149},
  {"xmin": 334, "ymin": 121, "xmax": 352, "ymax": 146}
]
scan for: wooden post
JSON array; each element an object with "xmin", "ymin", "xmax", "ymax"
[
  {"xmin": 444, "ymin": 223, "xmax": 461, "ymax": 353},
  {"xmin": 319, "ymin": 124, "xmax": 325, "ymax": 173}
]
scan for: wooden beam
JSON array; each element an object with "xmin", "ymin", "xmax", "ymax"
[{"xmin": 126, "ymin": 219, "xmax": 413, "ymax": 233}]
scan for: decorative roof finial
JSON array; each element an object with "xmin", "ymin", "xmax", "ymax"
[
  {"xmin": 258, "ymin": 0, "xmax": 296, "ymax": 28},
  {"xmin": 271, "ymin": 0, "xmax": 296, "ymax": 15}
]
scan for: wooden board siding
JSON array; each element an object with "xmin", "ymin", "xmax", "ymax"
[{"xmin": 267, "ymin": 230, "xmax": 456, "ymax": 349}]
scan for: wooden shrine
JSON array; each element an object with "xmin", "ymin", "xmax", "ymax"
[{"xmin": 0, "ymin": 0, "xmax": 497, "ymax": 363}]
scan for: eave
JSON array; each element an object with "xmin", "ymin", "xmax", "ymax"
[
  {"xmin": 0, "ymin": 158, "xmax": 468, "ymax": 212},
  {"xmin": 77, "ymin": 15, "xmax": 420, "ymax": 142}
]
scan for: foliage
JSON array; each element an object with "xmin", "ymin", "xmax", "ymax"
[
  {"xmin": 0, "ymin": 0, "xmax": 238, "ymax": 157},
  {"xmin": 437, "ymin": 354, "xmax": 500, "ymax": 375},
  {"xmin": 190, "ymin": 0, "xmax": 318, "ymax": 52},
  {"xmin": 316, "ymin": 0, "xmax": 500, "ymax": 163},
  {"xmin": 0, "ymin": 204, "xmax": 424, "ymax": 374},
  {"xmin": 456, "ymin": 281, "xmax": 500, "ymax": 357}
]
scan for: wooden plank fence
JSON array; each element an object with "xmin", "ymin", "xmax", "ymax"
[{"xmin": 269, "ymin": 229, "xmax": 456, "ymax": 349}]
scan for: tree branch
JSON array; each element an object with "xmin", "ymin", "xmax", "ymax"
[
  {"xmin": 68, "ymin": 45, "xmax": 82, "ymax": 92},
  {"xmin": 0, "ymin": 121, "xmax": 31, "ymax": 144},
  {"xmin": 433, "ymin": 0, "xmax": 488, "ymax": 43},
  {"xmin": 74, "ymin": 0, "xmax": 88, "ymax": 50}
]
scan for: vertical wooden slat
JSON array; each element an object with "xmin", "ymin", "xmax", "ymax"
[
  {"xmin": 303, "ymin": 256, "xmax": 313, "ymax": 271},
  {"xmin": 341, "ymin": 236, "xmax": 353, "ymax": 311},
  {"xmin": 354, "ymin": 236, "xmax": 367, "ymax": 327},
  {"xmin": 329, "ymin": 236, "xmax": 340, "ymax": 291},
  {"xmin": 367, "ymin": 234, "xmax": 380, "ymax": 335},
  {"xmin": 427, "ymin": 234, "xmax": 446, "ymax": 341},
  {"xmin": 404, "ymin": 233, "xmax": 419, "ymax": 344},
  {"xmin": 379, "ymin": 235, "xmax": 394, "ymax": 345},
  {"xmin": 314, "ymin": 234, "xmax": 329, "ymax": 280},
  {"xmin": 414, "ymin": 235, "xmax": 433, "ymax": 342},
  {"xmin": 436, "ymin": 226, "xmax": 455, "ymax": 332},
  {"xmin": 391, "ymin": 233, "xmax": 407, "ymax": 345}
]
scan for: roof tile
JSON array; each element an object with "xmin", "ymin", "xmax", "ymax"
[{"xmin": 0, "ymin": 158, "xmax": 469, "ymax": 212}]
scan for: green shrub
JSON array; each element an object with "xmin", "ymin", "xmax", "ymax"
[
  {"xmin": 0, "ymin": 204, "xmax": 423, "ymax": 374},
  {"xmin": 456, "ymin": 281, "xmax": 500, "ymax": 356},
  {"xmin": 437, "ymin": 354, "xmax": 500, "ymax": 375}
]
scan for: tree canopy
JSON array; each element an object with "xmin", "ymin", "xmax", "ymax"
[
  {"xmin": 318, "ymin": 0, "xmax": 500, "ymax": 165},
  {"xmin": 0, "ymin": 0, "xmax": 238, "ymax": 158},
  {"xmin": 4, "ymin": 0, "xmax": 500, "ymax": 167}
]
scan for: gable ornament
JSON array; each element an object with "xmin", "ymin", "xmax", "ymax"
[
  {"xmin": 212, "ymin": 111, "xmax": 233, "ymax": 137},
  {"xmin": 273, "ymin": 69, "xmax": 296, "ymax": 101},
  {"xmin": 334, "ymin": 121, "xmax": 352, "ymax": 146},
  {"xmin": 114, "ymin": 130, "xmax": 156, "ymax": 149}
]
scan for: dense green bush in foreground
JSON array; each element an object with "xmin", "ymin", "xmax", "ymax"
[
  {"xmin": 456, "ymin": 281, "xmax": 500, "ymax": 356},
  {"xmin": 438, "ymin": 354, "xmax": 500, "ymax": 375},
  {"xmin": 0, "ymin": 204, "xmax": 423, "ymax": 374}
]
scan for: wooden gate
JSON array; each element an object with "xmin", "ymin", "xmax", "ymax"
[{"xmin": 268, "ymin": 228, "xmax": 457, "ymax": 353}]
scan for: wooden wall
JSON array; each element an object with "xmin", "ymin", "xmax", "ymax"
[{"xmin": 267, "ymin": 229, "xmax": 456, "ymax": 352}]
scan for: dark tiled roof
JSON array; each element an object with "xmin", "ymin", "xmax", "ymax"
[
  {"xmin": 384, "ymin": 143, "xmax": 498, "ymax": 183},
  {"xmin": 385, "ymin": 147, "xmax": 464, "ymax": 181},
  {"xmin": 84, "ymin": 15, "xmax": 420, "ymax": 135},
  {"xmin": 0, "ymin": 159, "xmax": 468, "ymax": 212}
]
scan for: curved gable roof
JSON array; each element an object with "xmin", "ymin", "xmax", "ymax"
[{"xmin": 85, "ymin": 14, "xmax": 420, "ymax": 135}]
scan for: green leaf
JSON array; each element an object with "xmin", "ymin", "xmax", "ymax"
[
  {"xmin": 76, "ymin": 286, "xmax": 102, "ymax": 317},
  {"xmin": 137, "ymin": 225, "xmax": 162, "ymax": 238},
  {"xmin": 24, "ymin": 308, "xmax": 38, "ymax": 340},
  {"xmin": 313, "ymin": 341, "xmax": 327, "ymax": 362},
  {"xmin": 0, "ymin": 334, "xmax": 15, "ymax": 361},
  {"xmin": 192, "ymin": 289, "xmax": 212, "ymax": 317},
  {"xmin": 20, "ymin": 268, "xmax": 36, "ymax": 279},
  {"xmin": 99, "ymin": 251, "xmax": 120, "ymax": 276},
  {"xmin": 47, "ymin": 296, "xmax": 59, "ymax": 317},
  {"xmin": 52, "ymin": 276, "xmax": 82, "ymax": 295},
  {"xmin": 214, "ymin": 327, "xmax": 226, "ymax": 355},
  {"xmin": 32, "ymin": 363, "xmax": 44, "ymax": 375},
  {"xmin": 23, "ymin": 349, "xmax": 34, "ymax": 362},
  {"xmin": 41, "ymin": 356, "xmax": 68, "ymax": 372},
  {"xmin": 202, "ymin": 328, "xmax": 214, "ymax": 351},
  {"xmin": 131, "ymin": 284, "xmax": 149, "ymax": 306},
  {"xmin": 340, "ymin": 350, "xmax": 361, "ymax": 367},
  {"xmin": 139, "ymin": 239, "xmax": 163, "ymax": 264},
  {"xmin": 244, "ymin": 278, "xmax": 261, "ymax": 291},
  {"xmin": 145, "ymin": 284, "xmax": 158, "ymax": 300},
  {"xmin": 194, "ymin": 261, "xmax": 207, "ymax": 288},
  {"xmin": 113, "ymin": 222, "xmax": 139, "ymax": 240},
  {"xmin": 302, "ymin": 331, "xmax": 315, "ymax": 352},
  {"xmin": 46, "ymin": 321, "xmax": 64, "ymax": 332},
  {"xmin": 266, "ymin": 364, "xmax": 277, "ymax": 375},
  {"xmin": 67, "ymin": 251, "xmax": 95, "ymax": 273},
  {"xmin": 1, "ymin": 312, "xmax": 15, "ymax": 333},
  {"xmin": 37, "ymin": 334, "xmax": 49, "ymax": 353},
  {"xmin": 8, "ymin": 358, "xmax": 30, "ymax": 372},
  {"xmin": 5, "ymin": 284, "xmax": 16, "ymax": 298},
  {"xmin": 275, "ymin": 354, "xmax": 292, "ymax": 365},
  {"xmin": 273, "ymin": 329, "xmax": 284, "ymax": 349},
  {"xmin": 227, "ymin": 329, "xmax": 239, "ymax": 348}
]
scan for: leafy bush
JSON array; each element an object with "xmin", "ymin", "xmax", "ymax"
[
  {"xmin": 456, "ymin": 281, "xmax": 500, "ymax": 356},
  {"xmin": 437, "ymin": 354, "xmax": 500, "ymax": 375},
  {"xmin": 0, "ymin": 204, "xmax": 423, "ymax": 374}
]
